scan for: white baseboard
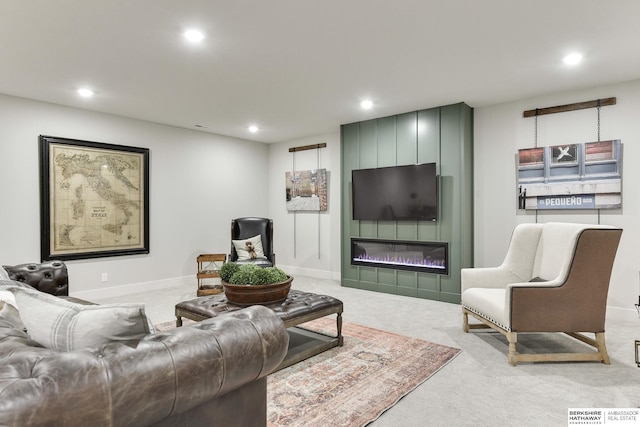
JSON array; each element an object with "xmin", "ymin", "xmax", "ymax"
[
  {"xmin": 278, "ymin": 265, "xmax": 340, "ymax": 281},
  {"xmin": 69, "ymin": 266, "xmax": 340, "ymax": 301},
  {"xmin": 70, "ymin": 275, "xmax": 194, "ymax": 300}
]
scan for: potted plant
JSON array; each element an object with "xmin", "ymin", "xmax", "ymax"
[{"xmin": 219, "ymin": 262, "xmax": 293, "ymax": 305}]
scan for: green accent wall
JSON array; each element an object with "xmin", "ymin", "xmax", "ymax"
[{"xmin": 340, "ymin": 103, "xmax": 473, "ymax": 303}]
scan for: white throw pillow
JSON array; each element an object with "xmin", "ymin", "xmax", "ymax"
[
  {"xmin": 0, "ymin": 279, "xmax": 29, "ymax": 309},
  {"xmin": 0, "ymin": 267, "xmax": 10, "ymax": 280},
  {"xmin": 232, "ymin": 234, "xmax": 265, "ymax": 260},
  {"xmin": 0, "ymin": 299, "xmax": 25, "ymax": 331},
  {"xmin": 14, "ymin": 289, "xmax": 154, "ymax": 351},
  {"xmin": 0, "ymin": 290, "xmax": 17, "ymax": 308}
]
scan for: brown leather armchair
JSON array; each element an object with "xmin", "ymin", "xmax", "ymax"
[{"xmin": 230, "ymin": 217, "xmax": 275, "ymax": 267}]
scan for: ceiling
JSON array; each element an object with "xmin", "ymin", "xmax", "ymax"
[{"xmin": 2, "ymin": 1, "xmax": 640, "ymax": 143}]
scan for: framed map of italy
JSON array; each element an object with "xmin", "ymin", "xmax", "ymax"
[{"xmin": 39, "ymin": 135, "xmax": 150, "ymax": 260}]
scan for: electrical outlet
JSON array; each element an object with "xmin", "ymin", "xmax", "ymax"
[{"xmin": 101, "ymin": 273, "xmax": 108, "ymax": 282}]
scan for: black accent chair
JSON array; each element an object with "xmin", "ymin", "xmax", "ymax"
[{"xmin": 230, "ymin": 217, "xmax": 275, "ymax": 267}]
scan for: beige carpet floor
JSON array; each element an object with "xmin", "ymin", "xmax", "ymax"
[{"xmin": 104, "ymin": 276, "xmax": 640, "ymax": 426}]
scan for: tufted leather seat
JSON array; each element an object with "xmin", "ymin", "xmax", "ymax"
[
  {"xmin": 177, "ymin": 290, "xmax": 343, "ymax": 324},
  {"xmin": 3, "ymin": 260, "xmax": 69, "ymax": 296}
]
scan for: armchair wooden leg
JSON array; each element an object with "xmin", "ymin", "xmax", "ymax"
[
  {"xmin": 507, "ymin": 332, "xmax": 518, "ymax": 366},
  {"xmin": 595, "ymin": 332, "xmax": 611, "ymax": 365},
  {"xmin": 462, "ymin": 309, "xmax": 470, "ymax": 333},
  {"xmin": 565, "ymin": 332, "xmax": 611, "ymax": 364}
]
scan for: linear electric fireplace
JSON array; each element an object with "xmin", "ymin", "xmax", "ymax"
[{"xmin": 351, "ymin": 238, "xmax": 448, "ymax": 275}]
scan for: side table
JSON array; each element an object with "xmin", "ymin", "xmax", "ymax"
[{"xmin": 196, "ymin": 254, "xmax": 226, "ymax": 297}]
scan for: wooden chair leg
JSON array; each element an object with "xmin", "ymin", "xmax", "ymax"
[
  {"xmin": 463, "ymin": 308, "xmax": 611, "ymax": 365},
  {"xmin": 462, "ymin": 309, "xmax": 470, "ymax": 333},
  {"xmin": 506, "ymin": 331, "xmax": 518, "ymax": 366},
  {"xmin": 595, "ymin": 332, "xmax": 611, "ymax": 365}
]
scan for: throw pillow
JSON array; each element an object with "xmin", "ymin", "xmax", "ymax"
[
  {"xmin": 0, "ymin": 267, "xmax": 10, "ymax": 280},
  {"xmin": 0, "ymin": 280, "xmax": 36, "ymax": 309},
  {"xmin": 0, "ymin": 299, "xmax": 26, "ymax": 332},
  {"xmin": 13, "ymin": 289, "xmax": 154, "ymax": 351},
  {"xmin": 0, "ymin": 290, "xmax": 17, "ymax": 308},
  {"xmin": 232, "ymin": 234, "xmax": 265, "ymax": 260}
]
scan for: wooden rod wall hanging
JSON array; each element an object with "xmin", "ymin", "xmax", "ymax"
[
  {"xmin": 523, "ymin": 97, "xmax": 616, "ymax": 118},
  {"xmin": 288, "ymin": 143, "xmax": 326, "ymax": 152}
]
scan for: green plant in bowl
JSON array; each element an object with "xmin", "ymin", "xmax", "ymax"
[
  {"xmin": 220, "ymin": 262, "xmax": 288, "ymax": 285},
  {"xmin": 219, "ymin": 262, "xmax": 292, "ymax": 305}
]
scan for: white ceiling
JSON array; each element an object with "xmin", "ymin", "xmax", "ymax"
[{"xmin": 2, "ymin": 1, "xmax": 640, "ymax": 143}]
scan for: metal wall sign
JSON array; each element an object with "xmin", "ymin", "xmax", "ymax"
[{"xmin": 517, "ymin": 140, "xmax": 622, "ymax": 210}]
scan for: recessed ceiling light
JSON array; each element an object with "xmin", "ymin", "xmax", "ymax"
[
  {"xmin": 77, "ymin": 88, "xmax": 94, "ymax": 98},
  {"xmin": 184, "ymin": 29, "xmax": 205, "ymax": 43},
  {"xmin": 248, "ymin": 125, "xmax": 259, "ymax": 133},
  {"xmin": 563, "ymin": 53, "xmax": 583, "ymax": 65},
  {"xmin": 360, "ymin": 99, "xmax": 373, "ymax": 110}
]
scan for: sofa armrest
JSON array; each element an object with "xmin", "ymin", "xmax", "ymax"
[
  {"xmin": 0, "ymin": 305, "xmax": 288, "ymax": 427},
  {"xmin": 461, "ymin": 266, "xmax": 525, "ymax": 293},
  {"xmin": 507, "ymin": 281, "xmax": 587, "ymax": 333},
  {"xmin": 3, "ymin": 260, "xmax": 69, "ymax": 296}
]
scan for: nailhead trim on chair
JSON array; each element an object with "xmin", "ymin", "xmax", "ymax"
[{"xmin": 462, "ymin": 304, "xmax": 511, "ymax": 331}]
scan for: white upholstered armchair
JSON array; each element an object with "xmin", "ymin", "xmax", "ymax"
[{"xmin": 461, "ymin": 222, "xmax": 622, "ymax": 366}]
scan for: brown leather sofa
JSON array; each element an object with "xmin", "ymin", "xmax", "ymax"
[{"xmin": 0, "ymin": 262, "xmax": 289, "ymax": 427}]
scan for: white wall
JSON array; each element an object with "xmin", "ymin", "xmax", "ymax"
[
  {"xmin": 474, "ymin": 79, "xmax": 640, "ymax": 321},
  {"xmin": 267, "ymin": 133, "xmax": 342, "ymax": 280},
  {"xmin": 3, "ymin": 79, "xmax": 638, "ymax": 320},
  {"xmin": 0, "ymin": 94, "xmax": 269, "ymax": 299}
]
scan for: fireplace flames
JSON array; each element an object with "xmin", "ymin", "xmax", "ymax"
[{"xmin": 353, "ymin": 254, "xmax": 446, "ymax": 269}]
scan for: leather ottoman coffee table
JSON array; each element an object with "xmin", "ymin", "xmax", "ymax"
[{"xmin": 175, "ymin": 289, "xmax": 343, "ymax": 371}]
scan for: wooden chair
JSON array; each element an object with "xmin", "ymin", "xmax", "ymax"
[{"xmin": 461, "ymin": 222, "xmax": 622, "ymax": 366}]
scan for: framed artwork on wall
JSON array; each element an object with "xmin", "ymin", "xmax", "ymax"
[
  {"xmin": 39, "ymin": 135, "xmax": 150, "ymax": 260},
  {"xmin": 285, "ymin": 168, "xmax": 328, "ymax": 212},
  {"xmin": 516, "ymin": 140, "xmax": 622, "ymax": 210}
]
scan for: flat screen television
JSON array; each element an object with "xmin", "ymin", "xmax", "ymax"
[{"xmin": 352, "ymin": 163, "xmax": 438, "ymax": 221}]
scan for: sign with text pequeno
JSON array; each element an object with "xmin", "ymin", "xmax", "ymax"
[{"xmin": 537, "ymin": 194, "xmax": 595, "ymax": 209}]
